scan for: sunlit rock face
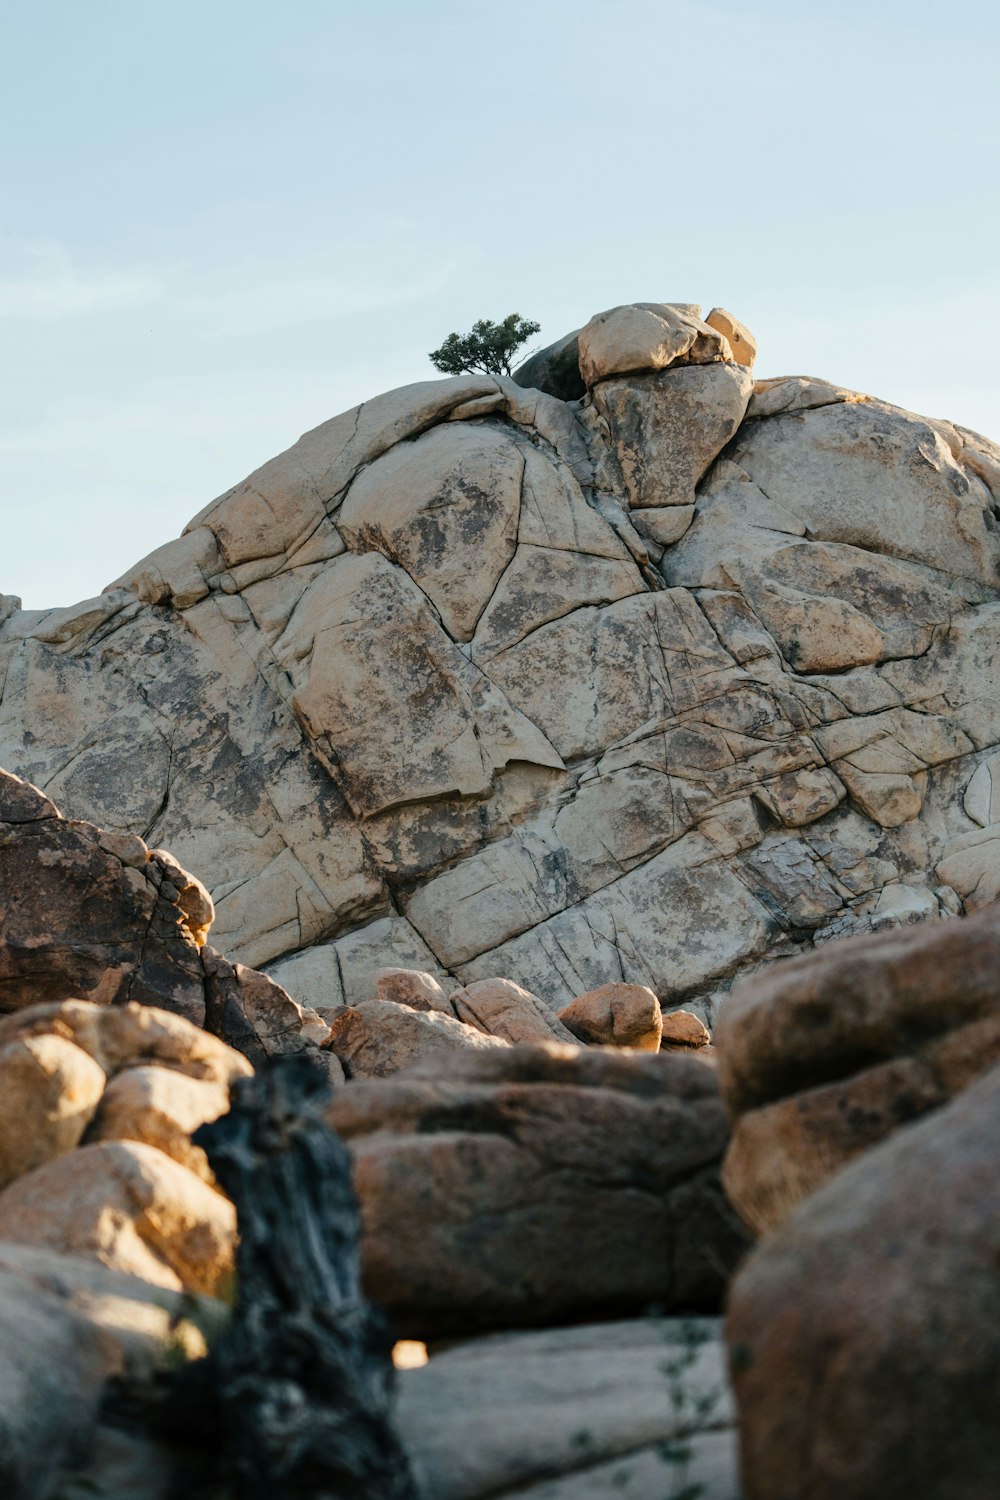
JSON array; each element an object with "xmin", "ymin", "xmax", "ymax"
[{"xmin": 2, "ymin": 300, "xmax": 999, "ymax": 1021}]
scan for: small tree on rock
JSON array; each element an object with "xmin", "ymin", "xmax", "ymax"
[{"xmin": 429, "ymin": 313, "xmax": 541, "ymax": 377}]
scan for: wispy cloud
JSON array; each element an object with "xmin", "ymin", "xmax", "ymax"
[{"xmin": 0, "ymin": 236, "xmax": 160, "ymax": 319}]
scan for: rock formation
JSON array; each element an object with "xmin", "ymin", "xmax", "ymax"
[
  {"xmin": 716, "ymin": 901, "xmax": 1000, "ymax": 1233},
  {"xmin": 397, "ymin": 1317, "xmax": 738, "ymax": 1499},
  {"xmin": 0, "ymin": 1243, "xmax": 215, "ymax": 1500},
  {"xmin": 727, "ymin": 1020, "xmax": 1000, "ymax": 1500},
  {"xmin": 716, "ymin": 900, "xmax": 1000, "ymax": 1500},
  {"xmin": 0, "ymin": 758, "xmax": 740, "ymax": 1496},
  {"xmin": 3, "ymin": 299, "xmax": 998, "ymax": 1025},
  {"xmin": 4, "ymin": 297, "xmax": 1000, "ymax": 1499}
]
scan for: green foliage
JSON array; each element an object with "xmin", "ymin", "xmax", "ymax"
[
  {"xmin": 656, "ymin": 1317, "xmax": 721, "ymax": 1500},
  {"xmin": 429, "ymin": 313, "xmax": 541, "ymax": 377}
]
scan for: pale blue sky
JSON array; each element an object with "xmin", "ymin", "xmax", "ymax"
[{"xmin": 3, "ymin": 0, "xmax": 999, "ymax": 608}]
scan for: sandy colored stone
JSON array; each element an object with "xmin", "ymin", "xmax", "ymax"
[
  {"xmin": 715, "ymin": 903, "xmax": 1000, "ymax": 1116},
  {"xmin": 109, "ymin": 525, "xmax": 220, "ymax": 610},
  {"xmin": 0, "ymin": 998, "xmax": 253, "ymax": 1087},
  {"xmin": 746, "ymin": 374, "xmax": 861, "ymax": 417},
  {"xmin": 267, "ymin": 914, "xmax": 451, "ymax": 1012},
  {"xmin": 290, "ymin": 552, "xmax": 563, "ymax": 818},
  {"xmin": 661, "ymin": 1008, "xmax": 711, "ymax": 1048},
  {"xmin": 375, "ymin": 967, "xmax": 455, "ymax": 1014},
  {"xmin": 0, "ymin": 1140, "xmax": 236, "ymax": 1295},
  {"xmin": 0, "ymin": 1033, "xmax": 106, "ymax": 1190},
  {"xmin": 577, "ymin": 302, "xmax": 731, "ymax": 386},
  {"xmin": 88, "ymin": 1064, "xmax": 231, "ymax": 1183},
  {"xmin": 727, "ymin": 1063, "xmax": 1000, "ymax": 1500},
  {"xmin": 557, "ymin": 983, "xmax": 662, "ymax": 1050},
  {"xmin": 329, "ymin": 1043, "xmax": 749, "ymax": 1336},
  {"xmin": 715, "ymin": 907, "xmax": 1000, "ymax": 1231},
  {"xmin": 964, "ymin": 750, "xmax": 1000, "ymax": 826},
  {"xmin": 629, "ymin": 503, "xmax": 696, "ymax": 547},
  {"xmin": 937, "ymin": 824, "xmax": 1000, "ymax": 910},
  {"xmin": 339, "ymin": 422, "xmax": 523, "ymax": 643},
  {"xmin": 729, "ymin": 395, "xmax": 1000, "ymax": 586},
  {"xmin": 3, "ymin": 297, "xmax": 1000, "ymax": 1041},
  {"xmin": 593, "ymin": 362, "xmax": 753, "ymax": 510},
  {"xmin": 325, "ymin": 999, "xmax": 509, "ymax": 1080},
  {"xmin": 149, "ymin": 847, "xmax": 215, "ymax": 947},
  {"xmin": 705, "ymin": 306, "xmax": 757, "ymax": 366},
  {"xmin": 722, "ymin": 1054, "xmax": 945, "ymax": 1235},
  {"xmin": 450, "ymin": 977, "xmax": 578, "ymax": 1046},
  {"xmin": 469, "ymin": 543, "xmax": 644, "ymax": 660}
]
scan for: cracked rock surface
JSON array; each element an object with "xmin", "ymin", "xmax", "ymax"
[{"xmin": 3, "ymin": 300, "xmax": 999, "ymax": 1022}]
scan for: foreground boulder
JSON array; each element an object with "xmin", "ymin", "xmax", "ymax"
[
  {"xmin": 325, "ymin": 999, "xmax": 510, "ymax": 1079},
  {"xmin": 397, "ymin": 1317, "xmax": 738, "ymax": 1500},
  {"xmin": 0, "ymin": 1139, "xmax": 235, "ymax": 1295},
  {"xmin": 0, "ymin": 999, "xmax": 248, "ymax": 1292},
  {"xmin": 727, "ymin": 1061, "xmax": 1000, "ymax": 1500},
  {"xmin": 329, "ymin": 1043, "xmax": 750, "ymax": 1337},
  {"xmin": 715, "ymin": 904, "xmax": 1000, "ymax": 1233},
  {"xmin": 0, "ymin": 1241, "xmax": 211, "ymax": 1500}
]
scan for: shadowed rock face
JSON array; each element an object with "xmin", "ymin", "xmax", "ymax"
[
  {"xmin": 2, "ymin": 300, "xmax": 1000, "ymax": 1021},
  {"xmin": 0, "ymin": 768, "xmax": 331, "ymax": 1071},
  {"xmin": 727, "ymin": 1062, "xmax": 1000, "ymax": 1500}
]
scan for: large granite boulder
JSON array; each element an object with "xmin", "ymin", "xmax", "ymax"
[
  {"xmin": 714, "ymin": 903, "xmax": 1000, "ymax": 1234},
  {"xmin": 2, "ymin": 302, "xmax": 999, "ymax": 1028},
  {"xmin": 727, "ymin": 1060, "xmax": 1000, "ymax": 1500},
  {"xmin": 328, "ymin": 1043, "xmax": 750, "ymax": 1337}
]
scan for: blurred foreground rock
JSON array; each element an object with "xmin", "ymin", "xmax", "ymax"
[
  {"xmin": 716, "ymin": 903, "xmax": 1000, "ymax": 1233},
  {"xmin": 0, "ymin": 999, "xmax": 248, "ymax": 1292},
  {"xmin": 329, "ymin": 1043, "xmax": 750, "ymax": 1337},
  {"xmin": 727, "ymin": 1060, "xmax": 1000, "ymax": 1500},
  {"xmin": 0, "ymin": 1242, "xmax": 212, "ymax": 1500}
]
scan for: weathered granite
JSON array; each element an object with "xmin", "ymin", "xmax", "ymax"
[{"xmin": 3, "ymin": 300, "xmax": 999, "ymax": 1025}]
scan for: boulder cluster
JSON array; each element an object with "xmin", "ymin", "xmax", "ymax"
[
  {"xmin": 2, "ymin": 299, "xmax": 1000, "ymax": 1498},
  {"xmin": 0, "ymin": 765, "xmax": 746, "ymax": 1498}
]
